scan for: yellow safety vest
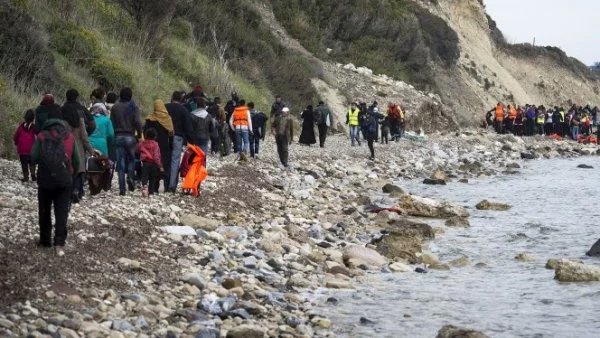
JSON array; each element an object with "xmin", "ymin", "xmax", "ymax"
[
  {"xmin": 560, "ymin": 111, "xmax": 565, "ymax": 123},
  {"xmin": 536, "ymin": 114, "xmax": 545, "ymax": 124},
  {"xmin": 348, "ymin": 109, "xmax": 360, "ymax": 126}
]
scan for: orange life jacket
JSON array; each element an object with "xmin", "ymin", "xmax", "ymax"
[
  {"xmin": 495, "ymin": 105, "xmax": 504, "ymax": 121},
  {"xmin": 181, "ymin": 145, "xmax": 208, "ymax": 197},
  {"xmin": 508, "ymin": 106, "xmax": 517, "ymax": 120},
  {"xmin": 232, "ymin": 106, "xmax": 249, "ymax": 127}
]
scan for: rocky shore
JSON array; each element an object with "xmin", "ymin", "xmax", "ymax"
[{"xmin": 0, "ymin": 131, "xmax": 598, "ymax": 338}]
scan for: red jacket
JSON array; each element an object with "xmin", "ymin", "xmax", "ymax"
[
  {"xmin": 137, "ymin": 139, "xmax": 162, "ymax": 169},
  {"xmin": 14, "ymin": 122, "xmax": 36, "ymax": 155}
]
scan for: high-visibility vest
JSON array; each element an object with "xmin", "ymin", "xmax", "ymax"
[
  {"xmin": 495, "ymin": 105, "xmax": 504, "ymax": 121},
  {"xmin": 348, "ymin": 109, "xmax": 360, "ymax": 126},
  {"xmin": 559, "ymin": 111, "xmax": 565, "ymax": 123},
  {"xmin": 536, "ymin": 113, "xmax": 545, "ymax": 124},
  {"xmin": 232, "ymin": 106, "xmax": 249, "ymax": 127},
  {"xmin": 508, "ymin": 106, "xmax": 517, "ymax": 119}
]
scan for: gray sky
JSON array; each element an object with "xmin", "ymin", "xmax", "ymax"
[{"xmin": 485, "ymin": 0, "xmax": 600, "ymax": 66}]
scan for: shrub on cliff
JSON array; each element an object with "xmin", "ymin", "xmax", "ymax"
[
  {"xmin": 90, "ymin": 59, "xmax": 133, "ymax": 91},
  {"xmin": 49, "ymin": 22, "xmax": 102, "ymax": 65}
]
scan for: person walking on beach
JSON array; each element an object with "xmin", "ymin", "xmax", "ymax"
[
  {"xmin": 166, "ymin": 91, "xmax": 194, "ymax": 193},
  {"xmin": 346, "ymin": 102, "xmax": 361, "ymax": 146},
  {"xmin": 110, "ymin": 87, "xmax": 143, "ymax": 196},
  {"xmin": 230, "ymin": 99, "xmax": 252, "ymax": 161},
  {"xmin": 144, "ymin": 99, "xmax": 173, "ymax": 192},
  {"xmin": 314, "ymin": 101, "xmax": 332, "ymax": 148},
  {"xmin": 14, "ymin": 109, "xmax": 37, "ymax": 182},
  {"xmin": 272, "ymin": 107, "xmax": 293, "ymax": 167},
  {"xmin": 32, "ymin": 107, "xmax": 80, "ymax": 256},
  {"xmin": 137, "ymin": 128, "xmax": 164, "ymax": 197},
  {"xmin": 299, "ymin": 105, "xmax": 317, "ymax": 146},
  {"xmin": 249, "ymin": 102, "xmax": 267, "ymax": 158}
]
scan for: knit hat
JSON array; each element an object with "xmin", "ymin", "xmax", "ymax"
[{"xmin": 40, "ymin": 94, "xmax": 54, "ymax": 106}]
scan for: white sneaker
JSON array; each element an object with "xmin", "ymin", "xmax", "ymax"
[{"xmin": 55, "ymin": 246, "xmax": 65, "ymax": 257}]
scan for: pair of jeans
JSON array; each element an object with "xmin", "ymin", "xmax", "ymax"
[
  {"xmin": 235, "ymin": 129, "xmax": 250, "ymax": 154},
  {"xmin": 275, "ymin": 136, "xmax": 289, "ymax": 166},
  {"xmin": 169, "ymin": 135, "xmax": 184, "ymax": 191},
  {"xmin": 141, "ymin": 162, "xmax": 159, "ymax": 194},
  {"xmin": 115, "ymin": 135, "xmax": 137, "ymax": 194},
  {"xmin": 318, "ymin": 124, "xmax": 328, "ymax": 148},
  {"xmin": 196, "ymin": 138, "xmax": 209, "ymax": 166},
  {"xmin": 572, "ymin": 125, "xmax": 580, "ymax": 140},
  {"xmin": 38, "ymin": 186, "xmax": 72, "ymax": 246},
  {"xmin": 349, "ymin": 126, "xmax": 360, "ymax": 146},
  {"xmin": 249, "ymin": 133, "xmax": 260, "ymax": 157}
]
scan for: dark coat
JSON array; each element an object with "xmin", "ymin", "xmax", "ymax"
[
  {"xmin": 299, "ymin": 109, "xmax": 316, "ymax": 145},
  {"xmin": 144, "ymin": 120, "xmax": 172, "ymax": 175}
]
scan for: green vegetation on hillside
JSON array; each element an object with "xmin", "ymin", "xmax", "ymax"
[
  {"xmin": 0, "ymin": 0, "xmax": 324, "ymax": 157},
  {"xmin": 269, "ymin": 0, "xmax": 460, "ymax": 89}
]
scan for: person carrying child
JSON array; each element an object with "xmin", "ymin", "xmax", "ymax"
[
  {"xmin": 136, "ymin": 128, "xmax": 164, "ymax": 197},
  {"xmin": 14, "ymin": 109, "xmax": 37, "ymax": 182}
]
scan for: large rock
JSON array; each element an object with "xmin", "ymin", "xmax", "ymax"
[
  {"xmin": 554, "ymin": 260, "xmax": 600, "ymax": 282},
  {"xmin": 436, "ymin": 325, "xmax": 490, "ymax": 338},
  {"xmin": 586, "ymin": 238, "xmax": 600, "ymax": 256},
  {"xmin": 373, "ymin": 219, "xmax": 435, "ymax": 262},
  {"xmin": 445, "ymin": 216, "xmax": 470, "ymax": 227},
  {"xmin": 475, "ymin": 200, "xmax": 512, "ymax": 211},
  {"xmin": 343, "ymin": 245, "xmax": 387, "ymax": 269},
  {"xmin": 180, "ymin": 214, "xmax": 220, "ymax": 231},
  {"xmin": 382, "ymin": 183, "xmax": 404, "ymax": 195},
  {"xmin": 423, "ymin": 178, "xmax": 446, "ymax": 185},
  {"xmin": 397, "ymin": 195, "xmax": 469, "ymax": 218},
  {"xmin": 226, "ymin": 324, "xmax": 266, "ymax": 338}
]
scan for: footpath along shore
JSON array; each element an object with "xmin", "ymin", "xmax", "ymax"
[{"xmin": 0, "ymin": 131, "xmax": 598, "ymax": 338}]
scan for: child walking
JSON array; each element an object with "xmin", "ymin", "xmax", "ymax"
[
  {"xmin": 136, "ymin": 128, "xmax": 163, "ymax": 197},
  {"xmin": 14, "ymin": 109, "xmax": 37, "ymax": 182}
]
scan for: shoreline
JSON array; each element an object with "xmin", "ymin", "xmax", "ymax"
[{"xmin": 0, "ymin": 131, "xmax": 598, "ymax": 337}]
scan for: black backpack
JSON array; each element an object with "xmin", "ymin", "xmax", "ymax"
[
  {"xmin": 37, "ymin": 124, "xmax": 73, "ymax": 189},
  {"xmin": 207, "ymin": 102, "xmax": 219, "ymax": 118}
]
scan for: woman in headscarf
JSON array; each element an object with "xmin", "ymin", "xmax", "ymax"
[
  {"xmin": 144, "ymin": 99, "xmax": 173, "ymax": 193},
  {"xmin": 299, "ymin": 105, "xmax": 316, "ymax": 146},
  {"xmin": 88, "ymin": 102, "xmax": 115, "ymax": 159}
]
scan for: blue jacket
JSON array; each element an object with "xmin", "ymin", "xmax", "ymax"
[{"xmin": 89, "ymin": 114, "xmax": 115, "ymax": 159}]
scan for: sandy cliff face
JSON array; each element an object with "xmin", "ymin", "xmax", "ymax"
[{"xmin": 418, "ymin": 0, "xmax": 600, "ymax": 122}]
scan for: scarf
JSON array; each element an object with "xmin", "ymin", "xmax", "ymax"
[
  {"xmin": 91, "ymin": 102, "xmax": 109, "ymax": 117},
  {"xmin": 146, "ymin": 99, "xmax": 174, "ymax": 134}
]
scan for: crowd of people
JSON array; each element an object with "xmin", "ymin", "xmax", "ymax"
[
  {"xmin": 297, "ymin": 100, "xmax": 408, "ymax": 160},
  {"xmin": 486, "ymin": 102, "xmax": 599, "ymax": 143},
  {"xmin": 12, "ymin": 84, "xmax": 413, "ymax": 255},
  {"xmin": 11, "ymin": 86, "xmax": 297, "ymax": 255}
]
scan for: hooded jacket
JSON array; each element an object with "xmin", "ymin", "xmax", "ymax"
[{"xmin": 191, "ymin": 108, "xmax": 214, "ymax": 141}]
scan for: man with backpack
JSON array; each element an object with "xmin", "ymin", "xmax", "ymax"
[
  {"xmin": 110, "ymin": 87, "xmax": 143, "ymax": 196},
  {"xmin": 31, "ymin": 107, "xmax": 80, "ymax": 257},
  {"xmin": 272, "ymin": 107, "xmax": 293, "ymax": 167},
  {"xmin": 248, "ymin": 102, "xmax": 267, "ymax": 158},
  {"xmin": 225, "ymin": 92, "xmax": 240, "ymax": 153},
  {"xmin": 314, "ymin": 101, "xmax": 332, "ymax": 148},
  {"xmin": 62, "ymin": 89, "xmax": 96, "ymax": 136}
]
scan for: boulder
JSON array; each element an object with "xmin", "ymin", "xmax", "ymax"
[
  {"xmin": 449, "ymin": 257, "xmax": 470, "ymax": 267},
  {"xmin": 506, "ymin": 162, "xmax": 521, "ymax": 169},
  {"xmin": 343, "ymin": 245, "xmax": 387, "ymax": 269},
  {"xmin": 373, "ymin": 219, "xmax": 435, "ymax": 262},
  {"xmin": 397, "ymin": 195, "xmax": 469, "ymax": 218},
  {"xmin": 225, "ymin": 324, "xmax": 266, "ymax": 338},
  {"xmin": 520, "ymin": 152, "xmax": 535, "ymax": 160},
  {"xmin": 445, "ymin": 216, "xmax": 470, "ymax": 227},
  {"xmin": 389, "ymin": 262, "xmax": 412, "ymax": 272},
  {"xmin": 515, "ymin": 253, "xmax": 536, "ymax": 262},
  {"xmin": 382, "ymin": 183, "xmax": 404, "ymax": 195},
  {"xmin": 180, "ymin": 214, "xmax": 220, "ymax": 231},
  {"xmin": 585, "ymin": 238, "xmax": 600, "ymax": 256},
  {"xmin": 475, "ymin": 200, "xmax": 511, "ymax": 211},
  {"xmin": 423, "ymin": 179, "xmax": 446, "ymax": 185},
  {"xmin": 325, "ymin": 279, "xmax": 355, "ymax": 289},
  {"xmin": 554, "ymin": 260, "xmax": 600, "ymax": 282},
  {"xmin": 431, "ymin": 168, "xmax": 449, "ymax": 181},
  {"xmin": 436, "ymin": 325, "xmax": 490, "ymax": 338}
]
